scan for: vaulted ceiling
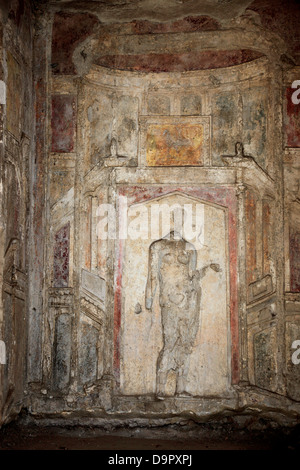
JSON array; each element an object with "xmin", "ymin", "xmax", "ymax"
[
  {"xmin": 45, "ymin": 0, "xmax": 255, "ymax": 23},
  {"xmin": 35, "ymin": 0, "xmax": 299, "ymax": 64}
]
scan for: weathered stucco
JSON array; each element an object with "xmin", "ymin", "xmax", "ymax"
[{"xmin": 0, "ymin": 0, "xmax": 300, "ymax": 432}]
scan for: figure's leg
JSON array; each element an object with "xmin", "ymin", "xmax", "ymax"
[
  {"xmin": 156, "ymin": 313, "xmax": 179, "ymax": 397},
  {"xmin": 176, "ymin": 309, "xmax": 200, "ymax": 394}
]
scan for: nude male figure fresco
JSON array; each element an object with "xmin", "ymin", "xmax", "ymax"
[{"xmin": 145, "ymin": 231, "xmax": 220, "ymax": 397}]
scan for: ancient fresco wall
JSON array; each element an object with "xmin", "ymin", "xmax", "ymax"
[
  {"xmin": 37, "ymin": 54, "xmax": 288, "ymax": 420},
  {"xmin": 283, "ymin": 67, "xmax": 300, "ymax": 403},
  {"xmin": 0, "ymin": 0, "xmax": 34, "ymax": 425},
  {"xmin": 0, "ymin": 0, "xmax": 298, "ymax": 434},
  {"xmin": 5, "ymin": 1, "xmax": 296, "ymax": 426}
]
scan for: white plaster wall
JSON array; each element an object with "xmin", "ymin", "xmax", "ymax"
[{"xmin": 120, "ymin": 193, "xmax": 230, "ymax": 396}]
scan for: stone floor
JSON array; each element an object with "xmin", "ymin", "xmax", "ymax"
[{"xmin": 0, "ymin": 421, "xmax": 299, "ymax": 450}]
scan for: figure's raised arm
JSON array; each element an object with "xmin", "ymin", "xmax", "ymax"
[{"xmin": 199, "ymin": 263, "xmax": 221, "ymax": 279}]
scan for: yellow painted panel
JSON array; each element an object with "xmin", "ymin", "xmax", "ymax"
[{"xmin": 146, "ymin": 124, "xmax": 204, "ymax": 166}]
